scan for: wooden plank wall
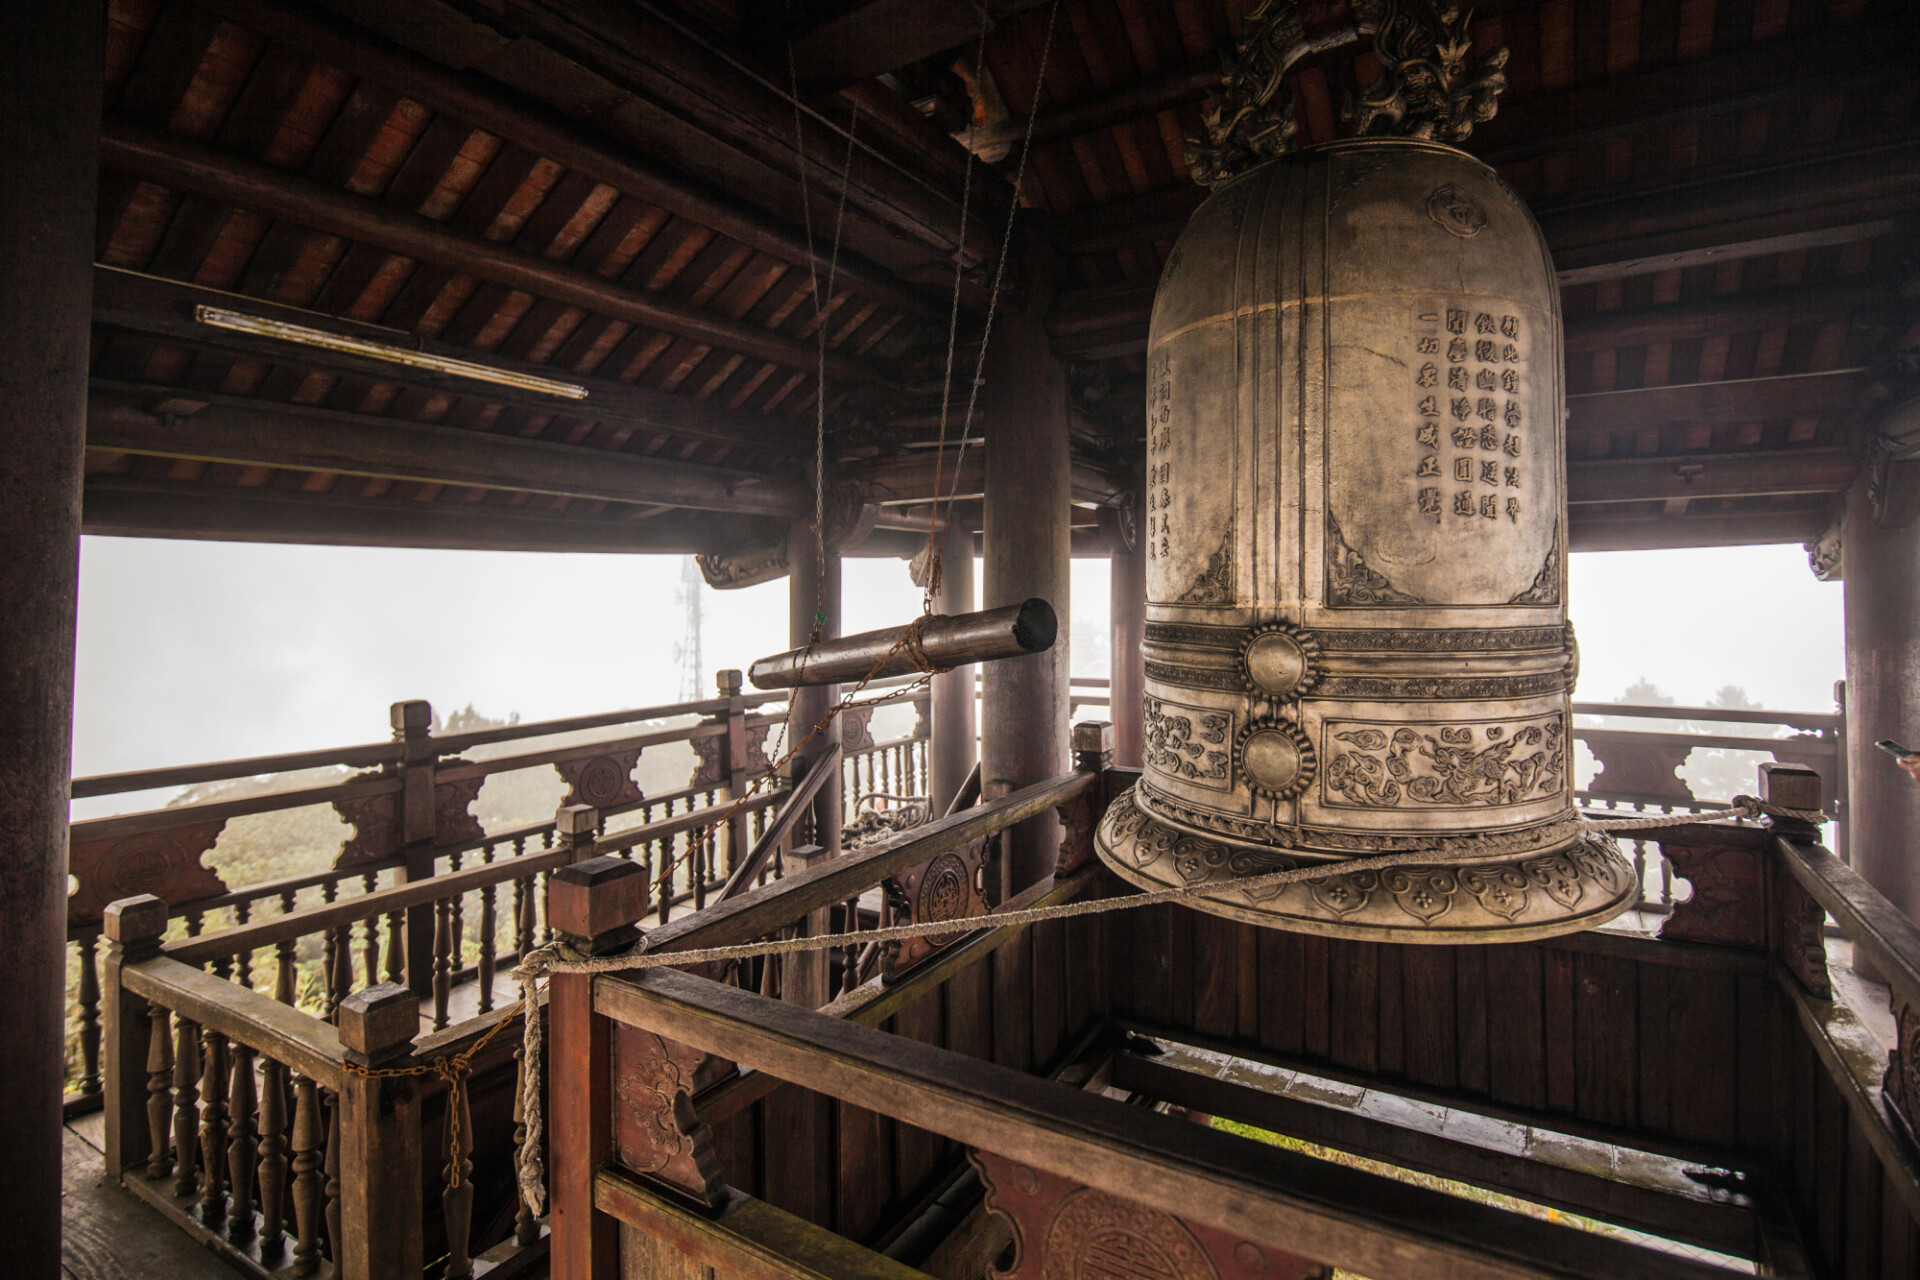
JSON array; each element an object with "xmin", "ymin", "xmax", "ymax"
[
  {"xmin": 702, "ymin": 909, "xmax": 1109, "ymax": 1246},
  {"xmin": 1782, "ymin": 1029, "xmax": 1920, "ymax": 1279},
  {"xmin": 1109, "ymin": 903, "xmax": 1786, "ymax": 1153}
]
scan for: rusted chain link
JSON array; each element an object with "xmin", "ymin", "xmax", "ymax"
[{"xmin": 340, "ymin": 1002, "xmax": 521, "ymax": 1190}]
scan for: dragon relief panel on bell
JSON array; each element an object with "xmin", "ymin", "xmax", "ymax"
[{"xmin": 1098, "ymin": 125, "xmax": 1634, "ymax": 941}]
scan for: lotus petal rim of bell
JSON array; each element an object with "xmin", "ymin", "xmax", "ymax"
[{"xmin": 1096, "ymin": 789, "xmax": 1636, "ymax": 945}]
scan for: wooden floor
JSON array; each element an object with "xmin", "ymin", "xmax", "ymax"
[{"xmin": 61, "ymin": 1111, "xmax": 242, "ymax": 1280}]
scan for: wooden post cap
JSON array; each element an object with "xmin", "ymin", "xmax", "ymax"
[
  {"xmin": 103, "ymin": 894, "xmax": 170, "ymax": 945},
  {"xmin": 548, "ymin": 856, "xmax": 647, "ymax": 952},
  {"xmin": 1072, "ymin": 721, "xmax": 1115, "ymax": 755},
  {"xmin": 1758, "ymin": 763, "xmax": 1824, "ymax": 815},
  {"xmin": 337, "ymin": 983, "xmax": 420, "ymax": 1062},
  {"xmin": 555, "ymin": 804, "xmax": 599, "ymax": 838},
  {"xmin": 391, "ymin": 700, "xmax": 432, "ymax": 734},
  {"xmin": 716, "ymin": 668, "xmax": 743, "ymax": 695}
]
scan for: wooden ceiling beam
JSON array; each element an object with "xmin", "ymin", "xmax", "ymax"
[
  {"xmin": 784, "ymin": 0, "xmax": 1053, "ymax": 86},
  {"xmin": 955, "ymin": 60, "xmax": 1225, "ymax": 163},
  {"xmin": 86, "ymin": 387, "xmax": 812, "ymax": 518},
  {"xmin": 1058, "ymin": 143, "xmax": 1920, "ymax": 285},
  {"xmin": 81, "ymin": 474, "xmax": 750, "ymax": 554},
  {"xmin": 91, "ymin": 267, "xmax": 808, "ymax": 457},
  {"xmin": 191, "ymin": 0, "xmax": 940, "ymax": 323},
  {"xmin": 1562, "ymin": 280, "xmax": 1895, "ymax": 352},
  {"xmin": 1540, "ymin": 139, "xmax": 1920, "ymax": 285},
  {"xmin": 1568, "ymin": 503, "xmax": 1831, "ymax": 553},
  {"xmin": 1566, "ymin": 370, "xmax": 1868, "ymax": 437},
  {"xmin": 100, "ymin": 119, "xmax": 887, "ymax": 386},
  {"xmin": 1475, "ymin": 25, "xmax": 1914, "ymax": 164},
  {"xmin": 1566, "ymin": 449, "xmax": 1857, "ymax": 505},
  {"xmin": 852, "ymin": 447, "xmax": 1125, "ymax": 508},
  {"xmin": 368, "ymin": 0, "xmax": 992, "ymax": 266}
]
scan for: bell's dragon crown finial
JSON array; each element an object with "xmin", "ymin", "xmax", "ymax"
[{"xmin": 1186, "ymin": 0, "xmax": 1510, "ymax": 189}]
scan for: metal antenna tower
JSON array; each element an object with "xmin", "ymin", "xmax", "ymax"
[{"xmin": 673, "ymin": 556, "xmax": 704, "ymax": 700}]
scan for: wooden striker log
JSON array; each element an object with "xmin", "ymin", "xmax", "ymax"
[{"xmin": 748, "ymin": 600, "xmax": 1057, "ymax": 690}]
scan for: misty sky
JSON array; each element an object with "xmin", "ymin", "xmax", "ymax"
[{"xmin": 72, "ymin": 537, "xmax": 1843, "ymax": 803}]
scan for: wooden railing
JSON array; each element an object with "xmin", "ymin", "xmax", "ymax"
[
  {"xmin": 63, "ymin": 671, "xmax": 828, "ymax": 1117},
  {"xmin": 531, "ymin": 753, "xmax": 1920, "ymax": 1280}
]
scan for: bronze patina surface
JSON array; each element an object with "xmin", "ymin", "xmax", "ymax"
[{"xmin": 1096, "ymin": 137, "xmax": 1634, "ymax": 941}]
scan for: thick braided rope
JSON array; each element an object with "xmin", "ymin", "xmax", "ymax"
[{"xmin": 510, "ymin": 795, "xmax": 1821, "ymax": 1214}]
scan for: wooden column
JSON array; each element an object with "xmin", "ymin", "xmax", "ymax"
[
  {"xmin": 547, "ymin": 855, "xmax": 647, "ymax": 1280},
  {"xmin": 393, "ymin": 700, "xmax": 440, "ymax": 1001},
  {"xmin": 336, "ymin": 985, "xmax": 425, "ymax": 1280},
  {"xmin": 983, "ymin": 225, "xmax": 1072, "ymax": 892},
  {"xmin": 1841, "ymin": 467, "xmax": 1920, "ymax": 932},
  {"xmin": 929, "ymin": 520, "xmax": 978, "ymax": 812},
  {"xmin": 1109, "ymin": 490, "xmax": 1147, "ymax": 769},
  {"xmin": 0, "ymin": 4, "xmax": 99, "ymax": 1275},
  {"xmin": 788, "ymin": 520, "xmax": 843, "ymax": 853}
]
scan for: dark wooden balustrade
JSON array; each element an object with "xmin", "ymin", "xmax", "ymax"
[
  {"xmin": 65, "ymin": 673, "xmax": 936, "ymax": 1120},
  {"xmin": 532, "ymin": 752, "xmax": 1920, "ymax": 1280}
]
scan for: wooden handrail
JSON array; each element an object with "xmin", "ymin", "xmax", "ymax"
[
  {"xmin": 71, "ymin": 773, "xmax": 402, "ymax": 842},
  {"xmin": 71, "ymin": 741, "xmax": 401, "ymax": 799},
  {"xmin": 592, "ymin": 789, "xmax": 787, "ymax": 855},
  {"xmin": 644, "ymin": 770, "xmax": 1097, "ymax": 956},
  {"xmin": 435, "ymin": 720, "xmax": 728, "ymax": 783},
  {"xmin": 597, "ymin": 968, "xmax": 1732, "ymax": 1280},
  {"xmin": 122, "ymin": 956, "xmax": 345, "ymax": 1087},
  {"xmin": 1570, "ymin": 700, "xmax": 1842, "ymax": 732},
  {"xmin": 1775, "ymin": 836, "xmax": 1920, "ymax": 1013},
  {"xmin": 164, "ymin": 845, "xmax": 573, "ymax": 966}
]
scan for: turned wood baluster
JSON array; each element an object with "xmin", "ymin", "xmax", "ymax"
[
  {"xmin": 234, "ymin": 901, "xmax": 255, "ymax": 991},
  {"xmin": 276, "ymin": 889, "xmax": 297, "ymax": 1006},
  {"xmin": 433, "ymin": 896, "xmax": 453, "ymax": 1030},
  {"xmin": 443, "ymin": 1077, "xmax": 476, "ymax": 1279},
  {"xmin": 199, "ymin": 1029, "xmax": 230, "ymax": 1223},
  {"xmin": 227, "ymin": 1042, "xmax": 257, "ymax": 1242},
  {"xmin": 478, "ymin": 845, "xmax": 498, "ymax": 1014},
  {"xmin": 146, "ymin": 1003, "xmax": 174, "ymax": 1179},
  {"xmin": 330, "ymin": 923, "xmax": 353, "ymax": 1020},
  {"xmin": 77, "ymin": 934, "xmax": 103, "ymax": 1098},
  {"xmin": 289, "ymin": 1076, "xmax": 321, "ymax": 1276},
  {"xmin": 256, "ymin": 1056, "xmax": 288, "ymax": 1258},
  {"xmin": 514, "ymin": 873, "xmax": 533, "ymax": 962},
  {"xmin": 449, "ymin": 850, "xmax": 467, "ymax": 981},
  {"xmin": 324, "ymin": 1090, "xmax": 342, "ymax": 1267},
  {"xmin": 320, "ymin": 883, "xmax": 341, "ymax": 1019},
  {"xmin": 384, "ymin": 908, "xmax": 405, "ymax": 985},
  {"xmin": 362, "ymin": 872, "xmax": 380, "ymax": 985},
  {"xmin": 172, "ymin": 1016, "xmax": 202, "ymax": 1198}
]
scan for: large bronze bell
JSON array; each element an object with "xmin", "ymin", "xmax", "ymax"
[{"xmin": 1095, "ymin": 5, "xmax": 1634, "ymax": 941}]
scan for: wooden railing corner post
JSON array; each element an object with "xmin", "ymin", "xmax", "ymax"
[
  {"xmin": 102, "ymin": 894, "xmax": 169, "ymax": 1180},
  {"xmin": 1056, "ymin": 722, "xmax": 1114, "ymax": 875},
  {"xmin": 555, "ymin": 803, "xmax": 601, "ymax": 864},
  {"xmin": 393, "ymin": 699, "xmax": 439, "ymax": 1003},
  {"xmin": 718, "ymin": 669, "xmax": 750, "ymax": 877},
  {"xmin": 336, "ymin": 983, "xmax": 424, "ymax": 1280},
  {"xmin": 548, "ymin": 857, "xmax": 646, "ymax": 1280},
  {"xmin": 1760, "ymin": 764, "xmax": 1833, "ymax": 998}
]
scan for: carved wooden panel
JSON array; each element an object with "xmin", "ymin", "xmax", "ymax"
[
  {"xmin": 1056, "ymin": 791, "xmax": 1097, "ymax": 875},
  {"xmin": 841, "ymin": 706, "xmax": 876, "ymax": 754},
  {"xmin": 1582, "ymin": 731, "xmax": 1695, "ymax": 803},
  {"xmin": 334, "ymin": 791, "xmax": 400, "ymax": 867},
  {"xmin": 435, "ymin": 776, "xmax": 485, "ymax": 846},
  {"xmin": 334, "ymin": 778, "xmax": 485, "ymax": 867},
  {"xmin": 610, "ymin": 1023, "xmax": 729, "ymax": 1208},
  {"xmin": 972, "ymin": 1150, "xmax": 1328, "ymax": 1280},
  {"xmin": 1771, "ymin": 868, "xmax": 1830, "ymax": 998},
  {"xmin": 1656, "ymin": 843, "xmax": 1766, "ymax": 949},
  {"xmin": 882, "ymin": 837, "xmax": 990, "ymax": 980},
  {"xmin": 67, "ymin": 821, "xmax": 229, "ymax": 924},
  {"xmin": 688, "ymin": 724, "xmax": 771, "ymax": 789},
  {"xmin": 558, "ymin": 749, "xmax": 644, "ymax": 811}
]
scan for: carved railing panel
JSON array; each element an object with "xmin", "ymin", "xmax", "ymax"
[
  {"xmin": 68, "ymin": 821, "xmax": 229, "ymax": 925},
  {"xmin": 973, "ymin": 1150, "xmax": 1330, "ymax": 1280},
  {"xmin": 882, "ymin": 836, "xmax": 991, "ymax": 980},
  {"xmin": 558, "ymin": 748, "xmax": 644, "ymax": 811}
]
